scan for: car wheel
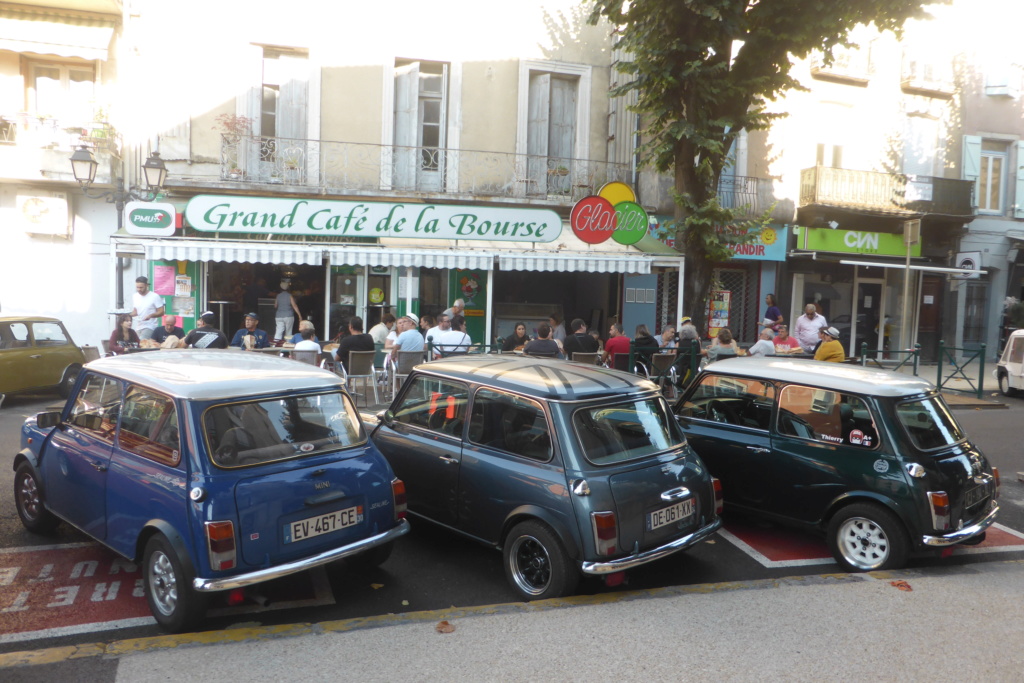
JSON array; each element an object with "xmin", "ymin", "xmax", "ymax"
[
  {"xmin": 346, "ymin": 541, "xmax": 394, "ymax": 569},
  {"xmin": 14, "ymin": 463, "xmax": 59, "ymax": 534},
  {"xmin": 143, "ymin": 535, "xmax": 207, "ymax": 632},
  {"xmin": 503, "ymin": 520, "xmax": 578, "ymax": 601},
  {"xmin": 58, "ymin": 365, "xmax": 81, "ymax": 399},
  {"xmin": 827, "ymin": 503, "xmax": 909, "ymax": 572},
  {"xmin": 998, "ymin": 373, "xmax": 1017, "ymax": 398}
]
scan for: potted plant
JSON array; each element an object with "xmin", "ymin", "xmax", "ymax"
[{"xmin": 214, "ymin": 113, "xmax": 253, "ymax": 142}]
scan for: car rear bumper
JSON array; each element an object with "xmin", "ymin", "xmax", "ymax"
[
  {"xmin": 921, "ymin": 505, "xmax": 998, "ymax": 547},
  {"xmin": 579, "ymin": 517, "xmax": 722, "ymax": 575},
  {"xmin": 192, "ymin": 519, "xmax": 410, "ymax": 592}
]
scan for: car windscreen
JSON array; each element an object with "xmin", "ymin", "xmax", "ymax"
[
  {"xmin": 204, "ymin": 391, "xmax": 364, "ymax": 468},
  {"xmin": 895, "ymin": 396, "xmax": 965, "ymax": 451},
  {"xmin": 573, "ymin": 396, "xmax": 681, "ymax": 465}
]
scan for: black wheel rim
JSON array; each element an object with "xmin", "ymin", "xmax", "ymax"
[
  {"xmin": 17, "ymin": 473, "xmax": 42, "ymax": 521},
  {"xmin": 509, "ymin": 535, "xmax": 551, "ymax": 596}
]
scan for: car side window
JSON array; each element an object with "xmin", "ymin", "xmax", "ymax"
[
  {"xmin": 392, "ymin": 376, "xmax": 469, "ymax": 437},
  {"xmin": 69, "ymin": 374, "xmax": 123, "ymax": 441},
  {"xmin": 678, "ymin": 374, "xmax": 775, "ymax": 429},
  {"xmin": 468, "ymin": 388, "xmax": 551, "ymax": 461},
  {"xmin": 777, "ymin": 386, "xmax": 878, "ymax": 448},
  {"xmin": 0, "ymin": 322, "xmax": 30, "ymax": 349},
  {"xmin": 30, "ymin": 322, "xmax": 68, "ymax": 346},
  {"xmin": 118, "ymin": 386, "xmax": 180, "ymax": 465},
  {"xmin": 1010, "ymin": 337, "xmax": 1024, "ymax": 364}
]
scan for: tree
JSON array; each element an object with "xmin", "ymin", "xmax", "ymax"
[{"xmin": 589, "ymin": 0, "xmax": 948, "ymax": 334}]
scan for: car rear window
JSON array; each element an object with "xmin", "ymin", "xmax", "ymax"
[
  {"xmin": 204, "ymin": 391, "xmax": 364, "ymax": 468},
  {"xmin": 896, "ymin": 397, "xmax": 964, "ymax": 451},
  {"xmin": 573, "ymin": 397, "xmax": 680, "ymax": 465}
]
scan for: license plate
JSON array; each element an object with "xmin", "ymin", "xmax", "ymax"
[
  {"xmin": 647, "ymin": 499, "xmax": 695, "ymax": 531},
  {"xmin": 284, "ymin": 505, "xmax": 363, "ymax": 543},
  {"xmin": 964, "ymin": 485, "xmax": 987, "ymax": 509}
]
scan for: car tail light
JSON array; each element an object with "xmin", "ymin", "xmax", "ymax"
[
  {"xmin": 392, "ymin": 478, "xmax": 407, "ymax": 520},
  {"xmin": 205, "ymin": 521, "xmax": 236, "ymax": 571},
  {"xmin": 927, "ymin": 492, "xmax": 950, "ymax": 531},
  {"xmin": 992, "ymin": 467, "xmax": 1000, "ymax": 499},
  {"xmin": 712, "ymin": 477, "xmax": 724, "ymax": 516},
  {"xmin": 591, "ymin": 511, "xmax": 618, "ymax": 556}
]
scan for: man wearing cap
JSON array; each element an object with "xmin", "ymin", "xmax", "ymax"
[
  {"xmin": 814, "ymin": 326, "xmax": 845, "ymax": 363},
  {"xmin": 389, "ymin": 312, "xmax": 424, "ymax": 363},
  {"xmin": 230, "ymin": 312, "xmax": 270, "ymax": 350},
  {"xmin": 130, "ymin": 276, "xmax": 165, "ymax": 341},
  {"xmin": 151, "ymin": 315, "xmax": 185, "ymax": 345},
  {"xmin": 179, "ymin": 311, "xmax": 229, "ymax": 349}
]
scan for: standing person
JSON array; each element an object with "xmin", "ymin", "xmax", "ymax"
[
  {"xmin": 773, "ymin": 325, "xmax": 804, "ymax": 354},
  {"xmin": 178, "ymin": 311, "xmax": 229, "ymax": 349},
  {"xmin": 602, "ymin": 323, "xmax": 631, "ymax": 366},
  {"xmin": 434, "ymin": 315, "xmax": 472, "ymax": 357},
  {"xmin": 334, "ymin": 317, "xmax": 375, "ymax": 373},
  {"xmin": 548, "ymin": 313, "xmax": 566, "ymax": 344},
  {"xmin": 814, "ymin": 326, "xmax": 845, "ymax": 363},
  {"xmin": 794, "ymin": 303, "xmax": 828, "ymax": 351},
  {"xmin": 523, "ymin": 323, "xmax": 562, "ymax": 358},
  {"xmin": 442, "ymin": 298, "xmax": 464, "ymax": 320},
  {"xmin": 151, "ymin": 315, "xmax": 185, "ymax": 346},
  {"xmin": 273, "ymin": 279, "xmax": 302, "ymax": 344},
  {"xmin": 762, "ymin": 293, "xmax": 784, "ymax": 331},
  {"xmin": 108, "ymin": 314, "xmax": 140, "ymax": 354},
  {"xmin": 130, "ymin": 276, "xmax": 165, "ymax": 341},
  {"xmin": 563, "ymin": 318, "xmax": 598, "ymax": 356},
  {"xmin": 231, "ymin": 312, "xmax": 270, "ymax": 350},
  {"xmin": 368, "ymin": 313, "xmax": 395, "ymax": 345},
  {"xmin": 502, "ymin": 322, "xmax": 532, "ymax": 352},
  {"xmin": 388, "ymin": 313, "xmax": 424, "ymax": 363},
  {"xmin": 747, "ymin": 328, "xmax": 776, "ymax": 357}
]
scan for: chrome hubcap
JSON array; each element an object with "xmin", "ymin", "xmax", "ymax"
[
  {"xmin": 838, "ymin": 517, "xmax": 890, "ymax": 570},
  {"xmin": 17, "ymin": 474, "xmax": 41, "ymax": 520},
  {"xmin": 509, "ymin": 535, "xmax": 551, "ymax": 596},
  {"xmin": 149, "ymin": 551, "xmax": 178, "ymax": 616}
]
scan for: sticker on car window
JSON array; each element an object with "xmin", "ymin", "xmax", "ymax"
[{"xmin": 299, "ymin": 443, "xmax": 315, "ymax": 452}]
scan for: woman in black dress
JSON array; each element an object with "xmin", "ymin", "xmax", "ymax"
[{"xmin": 501, "ymin": 322, "xmax": 531, "ymax": 351}]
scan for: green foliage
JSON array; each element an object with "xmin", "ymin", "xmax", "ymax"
[{"xmin": 588, "ymin": 0, "xmax": 948, "ymax": 331}]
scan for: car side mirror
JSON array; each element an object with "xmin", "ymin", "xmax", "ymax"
[
  {"xmin": 36, "ymin": 411, "xmax": 62, "ymax": 429},
  {"xmin": 376, "ymin": 409, "xmax": 393, "ymax": 426},
  {"xmin": 70, "ymin": 413, "xmax": 103, "ymax": 431}
]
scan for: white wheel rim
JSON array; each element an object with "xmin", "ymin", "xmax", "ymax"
[
  {"xmin": 149, "ymin": 550, "xmax": 178, "ymax": 616},
  {"xmin": 837, "ymin": 516, "xmax": 890, "ymax": 570},
  {"xmin": 17, "ymin": 473, "xmax": 41, "ymax": 520}
]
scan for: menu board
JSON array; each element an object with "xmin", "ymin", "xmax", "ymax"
[{"xmin": 707, "ymin": 290, "xmax": 731, "ymax": 338}]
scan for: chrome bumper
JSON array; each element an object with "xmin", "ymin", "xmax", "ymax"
[
  {"xmin": 580, "ymin": 517, "xmax": 722, "ymax": 575},
  {"xmin": 192, "ymin": 519, "xmax": 410, "ymax": 592},
  {"xmin": 922, "ymin": 505, "xmax": 999, "ymax": 547}
]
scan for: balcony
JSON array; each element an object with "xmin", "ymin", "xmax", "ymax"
[
  {"xmin": 718, "ymin": 175, "xmax": 787, "ymax": 219},
  {"xmin": 809, "ymin": 50, "xmax": 870, "ymax": 86},
  {"xmin": 0, "ymin": 112, "xmax": 120, "ymax": 184},
  {"xmin": 211, "ymin": 134, "xmax": 631, "ymax": 204},
  {"xmin": 799, "ymin": 166, "xmax": 974, "ymax": 219}
]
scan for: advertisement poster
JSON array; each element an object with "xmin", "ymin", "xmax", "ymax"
[
  {"xmin": 174, "ymin": 274, "xmax": 192, "ymax": 297},
  {"xmin": 707, "ymin": 290, "xmax": 731, "ymax": 338},
  {"xmin": 153, "ymin": 265, "xmax": 176, "ymax": 295}
]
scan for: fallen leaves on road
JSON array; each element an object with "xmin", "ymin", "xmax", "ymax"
[
  {"xmin": 370, "ymin": 583, "xmax": 384, "ymax": 590},
  {"xmin": 435, "ymin": 620, "xmax": 456, "ymax": 634},
  {"xmin": 890, "ymin": 580, "xmax": 913, "ymax": 592}
]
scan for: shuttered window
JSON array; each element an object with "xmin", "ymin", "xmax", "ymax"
[{"xmin": 393, "ymin": 60, "xmax": 448, "ymax": 192}]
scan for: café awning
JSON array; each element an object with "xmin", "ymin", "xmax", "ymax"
[
  {"xmin": 0, "ymin": 7, "xmax": 116, "ymax": 61},
  {"xmin": 144, "ymin": 240, "xmax": 322, "ymax": 266},
  {"xmin": 328, "ymin": 246, "xmax": 494, "ymax": 270},
  {"xmin": 497, "ymin": 252, "xmax": 652, "ymax": 274}
]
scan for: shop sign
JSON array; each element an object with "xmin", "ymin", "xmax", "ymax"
[
  {"xmin": 648, "ymin": 218, "xmax": 788, "ymax": 261},
  {"xmin": 125, "ymin": 202, "xmax": 176, "ymax": 236},
  {"xmin": 795, "ymin": 226, "xmax": 921, "ymax": 257},
  {"xmin": 951, "ymin": 251, "xmax": 982, "ymax": 280},
  {"xmin": 570, "ymin": 182, "xmax": 648, "ymax": 246},
  {"xmin": 184, "ymin": 195, "xmax": 561, "ymax": 243}
]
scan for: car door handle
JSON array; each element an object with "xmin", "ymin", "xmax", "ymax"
[
  {"xmin": 89, "ymin": 460, "xmax": 108, "ymax": 472},
  {"xmin": 438, "ymin": 456, "xmax": 458, "ymax": 465},
  {"xmin": 29, "ymin": 354, "xmax": 42, "ymax": 359},
  {"xmin": 661, "ymin": 486, "xmax": 691, "ymax": 501},
  {"xmin": 746, "ymin": 446, "xmax": 770, "ymax": 454}
]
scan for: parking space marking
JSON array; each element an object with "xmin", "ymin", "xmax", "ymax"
[{"xmin": 719, "ymin": 520, "xmax": 1024, "ymax": 569}]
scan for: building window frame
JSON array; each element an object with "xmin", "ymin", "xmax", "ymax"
[
  {"xmin": 978, "ymin": 140, "xmax": 1007, "ymax": 215},
  {"xmin": 515, "ymin": 59, "xmax": 591, "ymax": 164}
]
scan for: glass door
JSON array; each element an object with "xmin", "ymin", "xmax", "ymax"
[
  {"xmin": 853, "ymin": 279, "xmax": 885, "ymax": 358},
  {"xmin": 365, "ymin": 266, "xmax": 392, "ymax": 329},
  {"xmin": 330, "ymin": 267, "xmax": 363, "ymax": 339}
]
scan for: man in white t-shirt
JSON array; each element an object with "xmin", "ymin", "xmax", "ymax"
[
  {"xmin": 433, "ymin": 315, "xmax": 472, "ymax": 358},
  {"xmin": 424, "ymin": 313, "xmax": 451, "ymax": 353},
  {"xmin": 130, "ymin": 276, "xmax": 165, "ymax": 340},
  {"xmin": 747, "ymin": 328, "xmax": 776, "ymax": 357}
]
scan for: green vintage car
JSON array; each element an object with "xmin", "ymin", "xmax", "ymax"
[
  {"xmin": 674, "ymin": 358, "xmax": 1000, "ymax": 571},
  {"xmin": 0, "ymin": 316, "xmax": 86, "ymax": 405}
]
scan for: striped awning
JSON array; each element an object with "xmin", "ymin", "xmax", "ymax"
[
  {"xmin": 328, "ymin": 246, "xmax": 494, "ymax": 270},
  {"xmin": 0, "ymin": 8, "xmax": 116, "ymax": 61},
  {"xmin": 498, "ymin": 252, "xmax": 652, "ymax": 274},
  {"xmin": 144, "ymin": 240, "xmax": 323, "ymax": 266}
]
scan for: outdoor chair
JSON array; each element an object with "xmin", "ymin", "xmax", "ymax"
[
  {"xmin": 290, "ymin": 349, "xmax": 320, "ymax": 366},
  {"xmin": 345, "ymin": 350, "xmax": 380, "ymax": 407},
  {"xmin": 81, "ymin": 345, "xmax": 101, "ymax": 362},
  {"xmin": 391, "ymin": 350, "xmax": 423, "ymax": 398},
  {"xmin": 571, "ymin": 352, "xmax": 600, "ymax": 365},
  {"xmin": 650, "ymin": 352, "xmax": 679, "ymax": 397}
]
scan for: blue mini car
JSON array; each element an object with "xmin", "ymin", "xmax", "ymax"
[{"xmin": 13, "ymin": 350, "xmax": 409, "ymax": 631}]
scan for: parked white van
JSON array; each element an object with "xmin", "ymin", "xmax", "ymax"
[{"xmin": 995, "ymin": 329, "xmax": 1024, "ymax": 396}]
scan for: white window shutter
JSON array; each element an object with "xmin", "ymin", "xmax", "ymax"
[
  {"xmin": 962, "ymin": 135, "xmax": 982, "ymax": 207},
  {"xmin": 527, "ymin": 73, "xmax": 550, "ymax": 193},
  {"xmin": 277, "ymin": 54, "xmax": 308, "ymax": 141},
  {"xmin": 1015, "ymin": 141, "xmax": 1024, "ymax": 218},
  {"xmin": 236, "ymin": 44, "xmax": 264, "ymax": 174},
  {"xmin": 393, "ymin": 62, "xmax": 419, "ymax": 190}
]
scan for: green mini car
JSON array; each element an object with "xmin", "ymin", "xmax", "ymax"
[
  {"xmin": 674, "ymin": 358, "xmax": 1000, "ymax": 571},
  {"xmin": 0, "ymin": 316, "xmax": 86, "ymax": 405}
]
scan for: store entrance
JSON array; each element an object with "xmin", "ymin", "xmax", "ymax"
[{"xmin": 206, "ymin": 262, "xmax": 326, "ymax": 341}]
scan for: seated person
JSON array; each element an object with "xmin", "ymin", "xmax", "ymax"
[
  {"xmin": 703, "ymin": 328, "xmax": 743, "ymax": 363},
  {"xmin": 294, "ymin": 326, "xmax": 322, "ymax": 351},
  {"xmin": 151, "ymin": 315, "xmax": 185, "ymax": 346},
  {"xmin": 289, "ymin": 319, "xmax": 320, "ymax": 345},
  {"xmin": 523, "ymin": 323, "xmax": 563, "ymax": 358},
  {"xmin": 388, "ymin": 313, "xmax": 424, "ymax": 364},
  {"xmin": 562, "ymin": 318, "xmax": 598, "ymax": 356},
  {"xmin": 230, "ymin": 312, "xmax": 270, "ymax": 350},
  {"xmin": 672, "ymin": 322, "xmax": 702, "ymax": 388},
  {"xmin": 814, "ymin": 327, "xmax": 845, "ymax": 363},
  {"xmin": 502, "ymin": 321, "xmax": 532, "ymax": 352},
  {"xmin": 747, "ymin": 328, "xmax": 776, "ymax": 357},
  {"xmin": 773, "ymin": 325, "xmax": 803, "ymax": 354},
  {"xmin": 433, "ymin": 315, "xmax": 473, "ymax": 358},
  {"xmin": 632, "ymin": 324, "xmax": 660, "ymax": 367},
  {"xmin": 108, "ymin": 314, "xmax": 140, "ymax": 354},
  {"xmin": 334, "ymin": 316, "xmax": 374, "ymax": 372},
  {"xmin": 179, "ymin": 311, "xmax": 229, "ymax": 349}
]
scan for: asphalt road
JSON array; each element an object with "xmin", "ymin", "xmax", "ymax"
[{"xmin": 1, "ymin": 389, "xmax": 1022, "ymax": 655}]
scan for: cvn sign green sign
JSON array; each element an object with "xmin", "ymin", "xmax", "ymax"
[{"xmin": 125, "ymin": 202, "xmax": 176, "ymax": 236}]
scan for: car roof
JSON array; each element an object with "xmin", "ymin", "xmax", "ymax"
[
  {"xmin": 85, "ymin": 349, "xmax": 344, "ymax": 401},
  {"xmin": 0, "ymin": 316, "xmax": 63, "ymax": 324},
  {"xmin": 702, "ymin": 357, "xmax": 937, "ymax": 397},
  {"xmin": 413, "ymin": 356, "xmax": 659, "ymax": 401}
]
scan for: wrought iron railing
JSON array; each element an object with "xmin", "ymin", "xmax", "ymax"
[
  {"xmin": 220, "ymin": 134, "xmax": 631, "ymax": 201},
  {"xmin": 717, "ymin": 174, "xmax": 780, "ymax": 218},
  {"xmin": 0, "ymin": 112, "xmax": 120, "ymax": 154},
  {"xmin": 799, "ymin": 166, "xmax": 974, "ymax": 217}
]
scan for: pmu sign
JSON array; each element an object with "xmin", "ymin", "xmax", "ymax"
[
  {"xmin": 125, "ymin": 201, "xmax": 177, "ymax": 236},
  {"xmin": 570, "ymin": 182, "xmax": 649, "ymax": 246}
]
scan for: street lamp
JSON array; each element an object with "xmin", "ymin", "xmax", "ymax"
[{"xmin": 70, "ymin": 146, "xmax": 169, "ymax": 307}]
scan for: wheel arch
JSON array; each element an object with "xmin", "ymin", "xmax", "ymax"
[
  {"xmin": 499, "ymin": 505, "xmax": 582, "ymax": 561},
  {"xmin": 135, "ymin": 520, "xmax": 198, "ymax": 579},
  {"xmin": 58, "ymin": 363, "xmax": 83, "ymax": 398},
  {"xmin": 821, "ymin": 491, "xmax": 915, "ymax": 538}
]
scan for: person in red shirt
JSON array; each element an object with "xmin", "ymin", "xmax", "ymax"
[
  {"xmin": 773, "ymin": 324, "xmax": 804, "ymax": 354},
  {"xmin": 602, "ymin": 322, "xmax": 631, "ymax": 366}
]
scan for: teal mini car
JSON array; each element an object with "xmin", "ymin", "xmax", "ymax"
[{"xmin": 674, "ymin": 358, "xmax": 1000, "ymax": 571}]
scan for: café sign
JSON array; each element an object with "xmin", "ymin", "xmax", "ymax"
[
  {"xmin": 184, "ymin": 195, "xmax": 562, "ymax": 243},
  {"xmin": 795, "ymin": 225, "xmax": 921, "ymax": 257}
]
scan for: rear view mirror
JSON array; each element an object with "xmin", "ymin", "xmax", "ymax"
[
  {"xmin": 376, "ymin": 409, "xmax": 393, "ymax": 425},
  {"xmin": 71, "ymin": 413, "xmax": 103, "ymax": 431},
  {"xmin": 35, "ymin": 411, "xmax": 62, "ymax": 429}
]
